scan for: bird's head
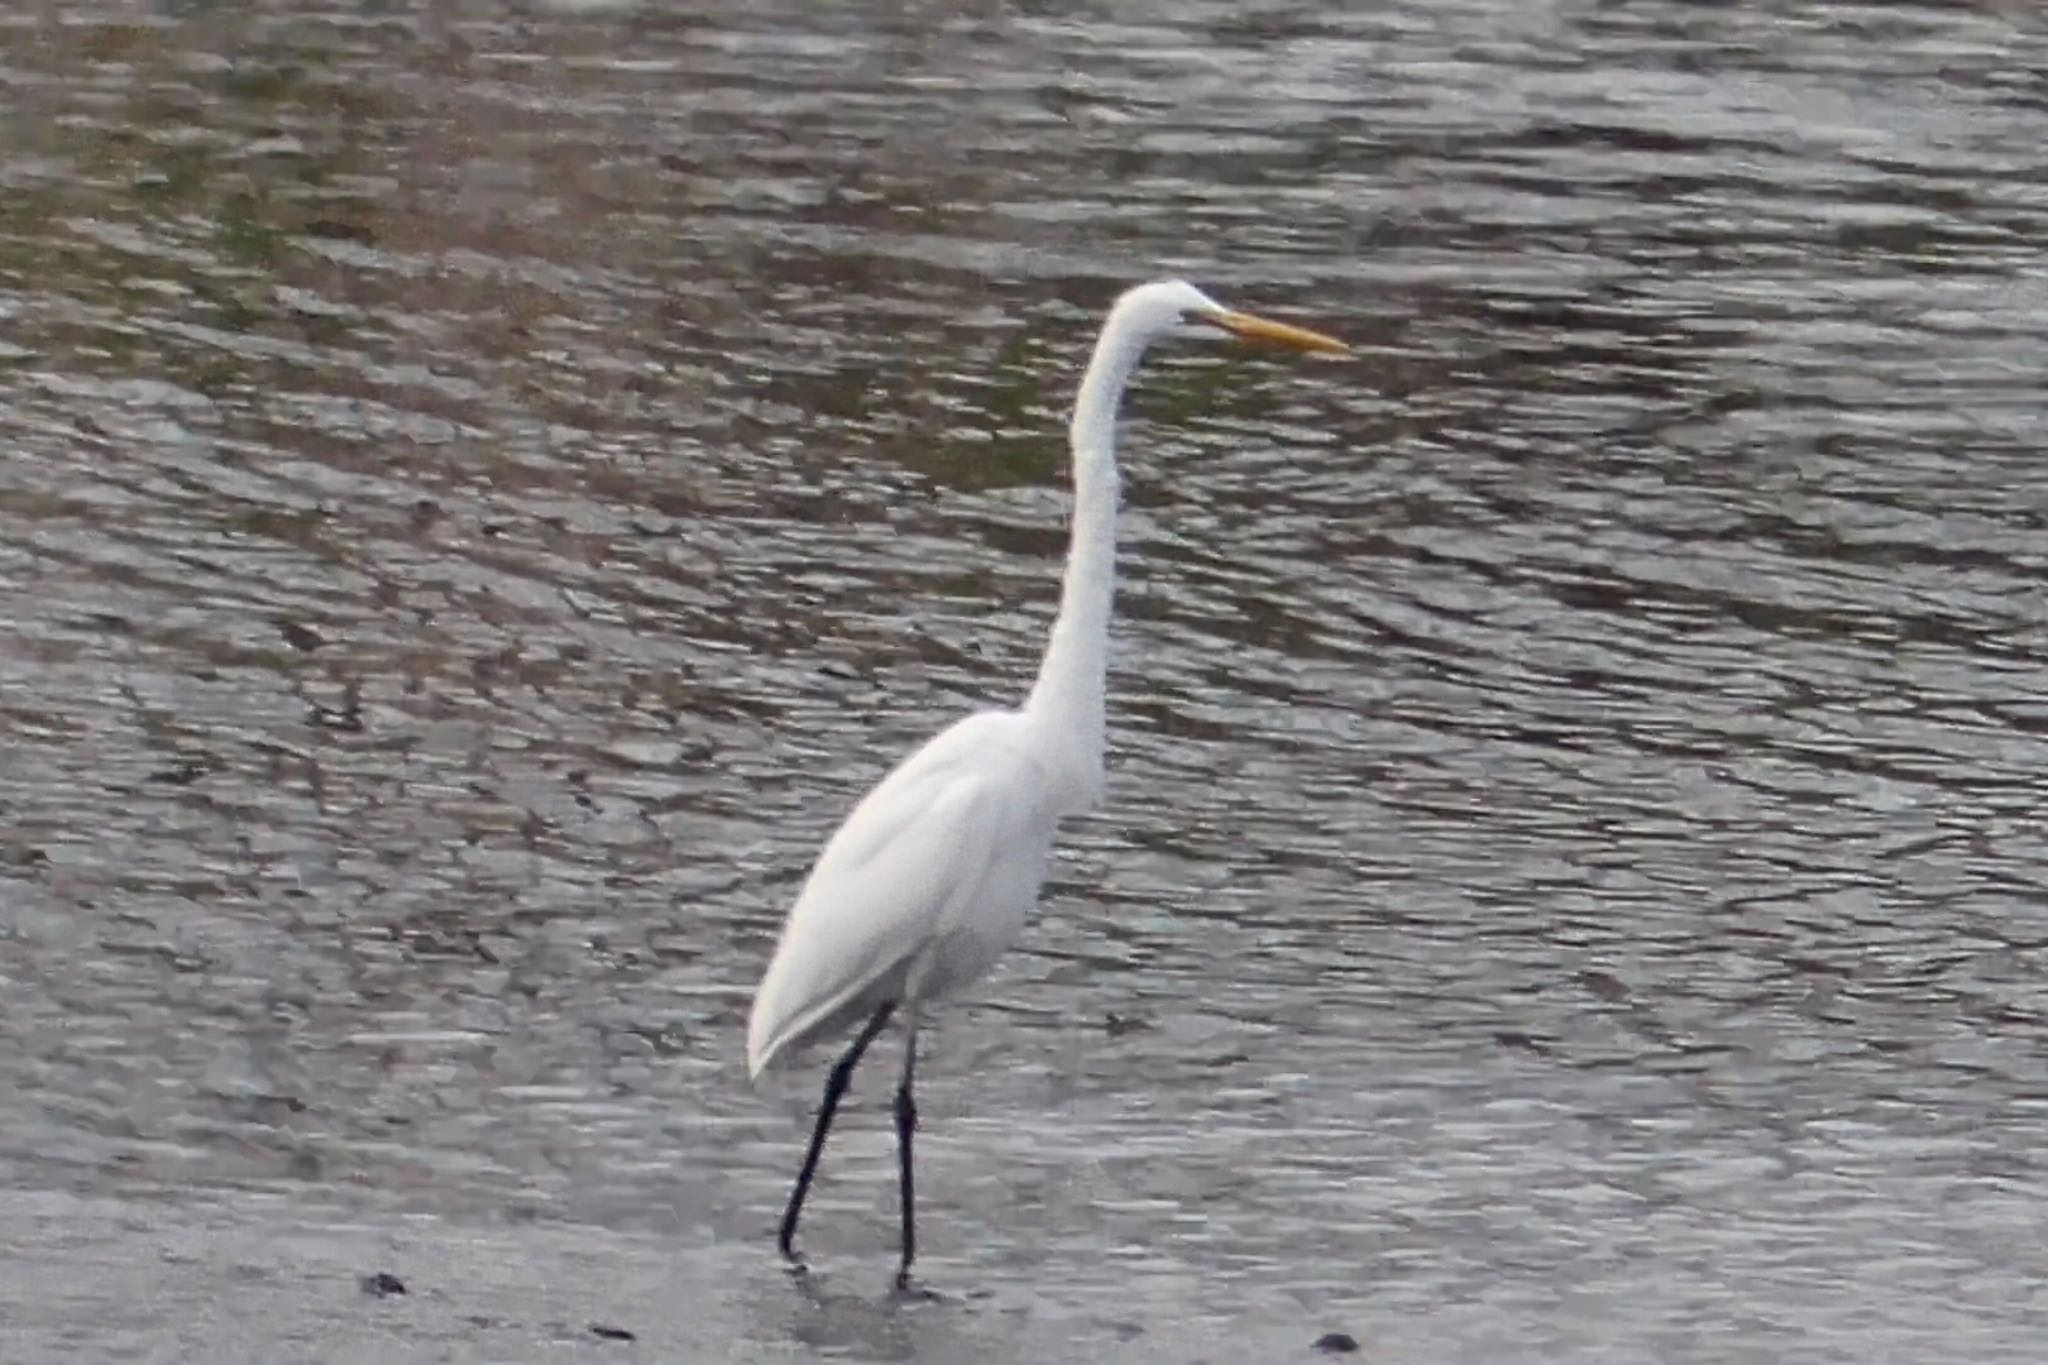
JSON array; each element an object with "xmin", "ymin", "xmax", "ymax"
[{"xmin": 1108, "ymin": 278, "xmax": 1351, "ymax": 357}]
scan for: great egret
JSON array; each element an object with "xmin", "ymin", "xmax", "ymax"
[{"xmin": 746, "ymin": 279, "xmax": 1348, "ymax": 1289}]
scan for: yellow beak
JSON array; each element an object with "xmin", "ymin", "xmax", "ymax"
[{"xmin": 1194, "ymin": 308, "xmax": 1351, "ymax": 356}]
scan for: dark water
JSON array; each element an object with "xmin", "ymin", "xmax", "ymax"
[{"xmin": 5, "ymin": 2, "xmax": 2048, "ymax": 1360}]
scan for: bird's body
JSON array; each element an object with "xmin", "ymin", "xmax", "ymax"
[
  {"xmin": 745, "ymin": 280, "xmax": 1347, "ymax": 1289},
  {"xmin": 746, "ymin": 708, "xmax": 1063, "ymax": 1078}
]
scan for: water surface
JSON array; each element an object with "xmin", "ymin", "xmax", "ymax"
[{"xmin": 3, "ymin": 2, "xmax": 2047, "ymax": 1360}]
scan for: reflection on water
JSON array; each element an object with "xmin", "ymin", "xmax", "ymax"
[{"xmin": 4, "ymin": 1, "xmax": 2048, "ymax": 1360}]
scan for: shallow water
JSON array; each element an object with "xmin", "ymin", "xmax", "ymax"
[{"xmin": 4, "ymin": 2, "xmax": 2048, "ymax": 1360}]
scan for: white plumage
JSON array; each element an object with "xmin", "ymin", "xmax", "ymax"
[{"xmin": 747, "ymin": 710, "xmax": 1060, "ymax": 1079}]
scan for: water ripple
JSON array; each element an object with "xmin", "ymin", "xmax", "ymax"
[{"xmin": 3, "ymin": 1, "xmax": 2047, "ymax": 1360}]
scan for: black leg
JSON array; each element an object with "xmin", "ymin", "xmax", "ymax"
[
  {"xmin": 893, "ymin": 1023, "xmax": 919, "ymax": 1291},
  {"xmin": 779, "ymin": 1002, "xmax": 895, "ymax": 1267}
]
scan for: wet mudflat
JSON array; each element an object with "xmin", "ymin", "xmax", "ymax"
[{"xmin": 3, "ymin": 2, "xmax": 2048, "ymax": 1361}]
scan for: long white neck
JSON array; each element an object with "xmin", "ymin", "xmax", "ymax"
[{"xmin": 1024, "ymin": 315, "xmax": 1150, "ymax": 813}]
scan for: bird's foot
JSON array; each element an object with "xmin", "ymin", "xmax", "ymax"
[{"xmin": 892, "ymin": 1269, "xmax": 941, "ymax": 1302}]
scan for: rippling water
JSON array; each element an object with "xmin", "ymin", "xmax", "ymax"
[{"xmin": 4, "ymin": 2, "xmax": 2047, "ymax": 1360}]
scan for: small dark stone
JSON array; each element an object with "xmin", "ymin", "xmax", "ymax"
[
  {"xmin": 359, "ymin": 1271, "xmax": 407, "ymax": 1298},
  {"xmin": 1314, "ymin": 1332, "xmax": 1360, "ymax": 1354},
  {"xmin": 148, "ymin": 761, "xmax": 209, "ymax": 786},
  {"xmin": 590, "ymin": 1323, "xmax": 637, "ymax": 1341},
  {"xmin": 279, "ymin": 620, "xmax": 323, "ymax": 652}
]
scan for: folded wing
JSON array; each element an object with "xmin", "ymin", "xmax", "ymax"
[{"xmin": 746, "ymin": 710, "xmax": 1057, "ymax": 1079}]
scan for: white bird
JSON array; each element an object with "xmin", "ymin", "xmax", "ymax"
[{"xmin": 746, "ymin": 279, "xmax": 1349, "ymax": 1289}]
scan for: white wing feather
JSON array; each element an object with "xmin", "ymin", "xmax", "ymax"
[{"xmin": 746, "ymin": 709, "xmax": 1058, "ymax": 1080}]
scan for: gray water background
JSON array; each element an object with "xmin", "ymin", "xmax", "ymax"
[{"xmin": 4, "ymin": 1, "xmax": 2048, "ymax": 1360}]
